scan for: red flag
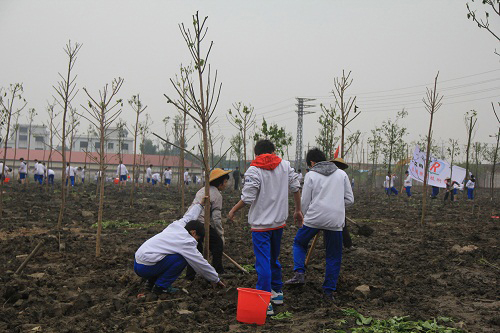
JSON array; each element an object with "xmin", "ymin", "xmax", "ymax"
[{"xmin": 333, "ymin": 146, "xmax": 340, "ymax": 158}]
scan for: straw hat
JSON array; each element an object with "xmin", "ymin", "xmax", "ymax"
[
  {"xmin": 209, "ymin": 168, "xmax": 232, "ymax": 182},
  {"xmin": 330, "ymin": 157, "xmax": 349, "ymax": 170}
]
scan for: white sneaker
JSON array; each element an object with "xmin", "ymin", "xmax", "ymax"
[
  {"xmin": 266, "ymin": 303, "xmax": 274, "ymax": 315},
  {"xmin": 271, "ymin": 290, "xmax": 283, "ymax": 305}
]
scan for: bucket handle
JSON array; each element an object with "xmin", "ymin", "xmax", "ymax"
[{"xmin": 258, "ymin": 293, "xmax": 269, "ymax": 306}]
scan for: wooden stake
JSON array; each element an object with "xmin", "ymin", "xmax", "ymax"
[
  {"xmin": 223, "ymin": 252, "xmax": 249, "ymax": 274},
  {"xmin": 15, "ymin": 240, "xmax": 44, "ymax": 275},
  {"xmin": 305, "ymin": 233, "xmax": 320, "ymax": 266},
  {"xmin": 305, "ymin": 216, "xmax": 358, "ymax": 266}
]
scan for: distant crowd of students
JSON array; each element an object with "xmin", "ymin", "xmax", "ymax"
[{"xmin": 384, "ymin": 171, "xmax": 476, "ymax": 200}]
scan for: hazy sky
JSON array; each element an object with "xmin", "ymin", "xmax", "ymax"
[{"xmin": 1, "ymin": 0, "xmax": 499, "ymax": 161}]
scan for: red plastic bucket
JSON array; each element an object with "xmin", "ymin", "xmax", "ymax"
[
  {"xmin": 114, "ymin": 178, "xmax": 119, "ymax": 184},
  {"xmin": 236, "ymin": 288, "xmax": 271, "ymax": 325},
  {"xmin": 4, "ymin": 178, "xmax": 10, "ymax": 183}
]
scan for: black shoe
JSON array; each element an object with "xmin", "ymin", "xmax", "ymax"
[
  {"xmin": 152, "ymin": 285, "xmax": 179, "ymax": 294},
  {"xmin": 323, "ymin": 291, "xmax": 335, "ymax": 302},
  {"xmin": 284, "ymin": 272, "xmax": 305, "ymax": 285},
  {"xmin": 144, "ymin": 279, "xmax": 155, "ymax": 291}
]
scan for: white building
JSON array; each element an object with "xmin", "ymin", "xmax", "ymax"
[
  {"xmin": 6, "ymin": 124, "xmax": 49, "ymax": 150},
  {"xmin": 72, "ymin": 127, "xmax": 134, "ymax": 155}
]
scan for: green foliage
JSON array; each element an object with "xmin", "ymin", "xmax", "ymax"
[
  {"xmin": 368, "ymin": 128, "xmax": 383, "ymax": 164},
  {"xmin": 380, "ymin": 110, "xmax": 408, "ymax": 171},
  {"xmin": 340, "ymin": 308, "xmax": 463, "ymax": 333},
  {"xmin": 241, "ymin": 264, "xmax": 256, "ymax": 272},
  {"xmin": 271, "ymin": 311, "xmax": 293, "ymax": 320},
  {"xmin": 316, "ymin": 104, "xmax": 339, "ymax": 158},
  {"xmin": 140, "ymin": 138, "xmax": 159, "ymax": 155},
  {"xmin": 230, "ymin": 133, "xmax": 243, "ymax": 167},
  {"xmin": 253, "ymin": 118, "xmax": 293, "ymax": 156}
]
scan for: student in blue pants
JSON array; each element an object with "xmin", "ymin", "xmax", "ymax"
[
  {"xmin": 228, "ymin": 139, "xmax": 302, "ymax": 316},
  {"xmin": 466, "ymin": 175, "xmax": 476, "ymax": 200},
  {"xmin": 285, "ymin": 148, "xmax": 354, "ymax": 301}
]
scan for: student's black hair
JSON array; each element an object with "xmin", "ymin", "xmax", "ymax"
[
  {"xmin": 185, "ymin": 220, "xmax": 205, "ymax": 239},
  {"xmin": 306, "ymin": 148, "xmax": 326, "ymax": 167},
  {"xmin": 405, "ymin": 170, "xmax": 409, "ymax": 174},
  {"xmin": 254, "ymin": 139, "xmax": 275, "ymax": 155},
  {"xmin": 210, "ymin": 174, "xmax": 230, "ymax": 188},
  {"xmin": 298, "ymin": 169, "xmax": 302, "ymax": 173},
  {"xmin": 149, "ymin": 164, "xmax": 153, "ymax": 167}
]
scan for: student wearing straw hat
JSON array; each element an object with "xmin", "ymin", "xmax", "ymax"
[
  {"xmin": 185, "ymin": 168, "xmax": 231, "ymax": 280},
  {"xmin": 331, "ymin": 157, "xmax": 354, "ymax": 249}
]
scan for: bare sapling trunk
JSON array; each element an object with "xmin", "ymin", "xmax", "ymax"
[
  {"xmin": 45, "ymin": 102, "xmax": 59, "ymax": 192},
  {"xmin": 11, "ymin": 114, "xmax": 20, "ymax": 181},
  {"xmin": 26, "ymin": 108, "xmax": 36, "ymax": 184},
  {"xmin": 80, "ymin": 77, "xmax": 124, "ymax": 257},
  {"xmin": 164, "ymin": 12, "xmax": 222, "ymax": 259},
  {"xmin": 491, "ymin": 128, "xmax": 499, "ymax": 199},
  {"xmin": 180, "ymin": 112, "xmax": 186, "ymax": 212},
  {"xmin": 129, "ymin": 94, "xmax": 147, "ymax": 207},
  {"xmin": 0, "ymin": 83, "xmax": 26, "ymax": 220},
  {"xmin": 53, "ymin": 41, "xmax": 82, "ymax": 241},
  {"xmin": 421, "ymin": 72, "xmax": 443, "ymax": 225},
  {"xmin": 331, "ymin": 70, "xmax": 360, "ymax": 159},
  {"xmin": 490, "ymin": 102, "xmax": 500, "ymax": 199},
  {"xmin": 464, "ymin": 110, "xmax": 478, "ymax": 184}
]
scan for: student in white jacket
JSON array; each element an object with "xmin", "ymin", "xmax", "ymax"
[
  {"xmin": 163, "ymin": 167, "xmax": 172, "ymax": 187},
  {"xmin": 18, "ymin": 158, "xmax": 27, "ymax": 185},
  {"xmin": 65, "ymin": 163, "xmax": 77, "ymax": 186},
  {"xmin": 466, "ymin": 175, "xmax": 476, "ymax": 200},
  {"xmin": 146, "ymin": 164, "xmax": 153, "ymax": 184},
  {"xmin": 403, "ymin": 171, "xmax": 412, "ymax": 197},
  {"xmin": 151, "ymin": 173, "xmax": 161, "ymax": 185},
  {"xmin": 116, "ymin": 161, "xmax": 128, "ymax": 187},
  {"xmin": 35, "ymin": 162, "xmax": 46, "ymax": 185},
  {"xmin": 285, "ymin": 148, "xmax": 354, "ymax": 301},
  {"xmin": 228, "ymin": 139, "xmax": 302, "ymax": 315},
  {"xmin": 134, "ymin": 204, "xmax": 225, "ymax": 294}
]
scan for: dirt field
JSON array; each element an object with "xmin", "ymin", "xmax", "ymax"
[{"xmin": 0, "ymin": 182, "xmax": 498, "ymax": 332}]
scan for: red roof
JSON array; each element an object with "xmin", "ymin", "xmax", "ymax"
[{"xmin": 0, "ymin": 148, "xmax": 201, "ymax": 168}]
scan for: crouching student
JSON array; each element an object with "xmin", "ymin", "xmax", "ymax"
[
  {"xmin": 134, "ymin": 204, "xmax": 225, "ymax": 294},
  {"xmin": 228, "ymin": 139, "xmax": 302, "ymax": 315},
  {"xmin": 186, "ymin": 168, "xmax": 231, "ymax": 280},
  {"xmin": 285, "ymin": 148, "xmax": 354, "ymax": 301},
  {"xmin": 47, "ymin": 169, "xmax": 55, "ymax": 185},
  {"xmin": 151, "ymin": 172, "xmax": 161, "ymax": 185}
]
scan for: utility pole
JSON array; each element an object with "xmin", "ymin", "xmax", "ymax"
[{"xmin": 295, "ymin": 97, "xmax": 315, "ymax": 171}]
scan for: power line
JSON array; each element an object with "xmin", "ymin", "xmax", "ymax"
[{"xmin": 303, "ymin": 69, "xmax": 500, "ymax": 98}]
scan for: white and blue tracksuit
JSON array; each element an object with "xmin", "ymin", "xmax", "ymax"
[
  {"xmin": 466, "ymin": 179, "xmax": 475, "ymax": 200},
  {"xmin": 134, "ymin": 204, "xmax": 219, "ymax": 288},
  {"xmin": 242, "ymin": 157, "xmax": 300, "ymax": 293},
  {"xmin": 293, "ymin": 161, "xmax": 354, "ymax": 292}
]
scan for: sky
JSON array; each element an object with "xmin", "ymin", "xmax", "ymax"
[{"xmin": 1, "ymin": 0, "xmax": 499, "ymax": 162}]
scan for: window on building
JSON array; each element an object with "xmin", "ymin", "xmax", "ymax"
[
  {"xmin": 80, "ymin": 141, "xmax": 88, "ymax": 149},
  {"xmin": 19, "ymin": 127, "xmax": 28, "ymax": 133},
  {"xmin": 19, "ymin": 135, "xmax": 28, "ymax": 141},
  {"xmin": 95, "ymin": 142, "xmax": 100, "ymax": 150},
  {"xmin": 35, "ymin": 136, "xmax": 44, "ymax": 142},
  {"xmin": 108, "ymin": 142, "xmax": 114, "ymax": 150},
  {"xmin": 121, "ymin": 143, "xmax": 129, "ymax": 150}
]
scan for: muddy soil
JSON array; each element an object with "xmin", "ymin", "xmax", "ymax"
[{"xmin": 0, "ymin": 182, "xmax": 498, "ymax": 332}]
